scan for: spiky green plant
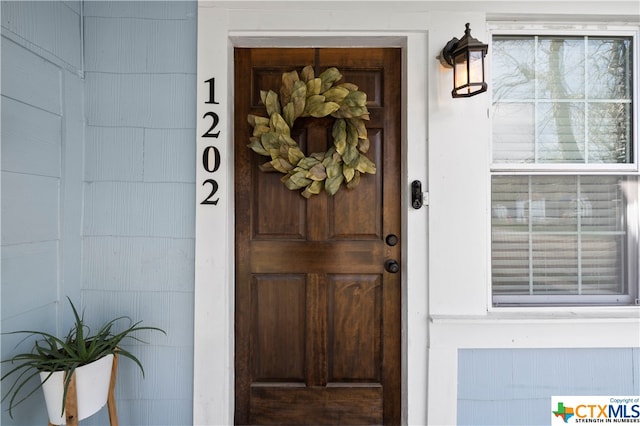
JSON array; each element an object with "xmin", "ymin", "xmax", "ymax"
[{"xmin": 1, "ymin": 297, "xmax": 165, "ymax": 418}]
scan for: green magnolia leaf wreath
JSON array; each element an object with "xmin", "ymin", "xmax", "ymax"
[{"xmin": 247, "ymin": 65, "xmax": 376, "ymax": 198}]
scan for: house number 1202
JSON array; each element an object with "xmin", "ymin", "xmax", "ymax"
[{"xmin": 201, "ymin": 78, "xmax": 221, "ymax": 205}]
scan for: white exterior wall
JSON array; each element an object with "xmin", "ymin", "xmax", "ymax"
[{"xmin": 195, "ymin": 1, "xmax": 640, "ymax": 425}]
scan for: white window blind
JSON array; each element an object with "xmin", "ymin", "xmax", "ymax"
[
  {"xmin": 491, "ymin": 32, "xmax": 639, "ymax": 306},
  {"xmin": 492, "ymin": 175, "xmax": 631, "ymax": 297}
]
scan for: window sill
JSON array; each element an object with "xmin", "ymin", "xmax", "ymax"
[
  {"xmin": 433, "ymin": 305, "xmax": 640, "ymax": 322},
  {"xmin": 429, "ymin": 308, "xmax": 640, "ymax": 349}
]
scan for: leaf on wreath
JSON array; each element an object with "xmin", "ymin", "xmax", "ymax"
[
  {"xmin": 325, "ymin": 160, "xmax": 341, "ymax": 179},
  {"xmin": 296, "ymin": 157, "xmax": 320, "ymax": 170},
  {"xmin": 270, "ymin": 113, "xmax": 290, "ymax": 137},
  {"xmin": 286, "ymin": 171, "xmax": 312, "ymax": 189},
  {"xmin": 279, "ymin": 134, "xmax": 298, "ymax": 148},
  {"xmin": 319, "ymin": 67, "xmax": 343, "ymax": 93},
  {"xmin": 307, "ymin": 101, "xmax": 340, "ymax": 118},
  {"xmin": 350, "ymin": 118, "xmax": 368, "ymax": 139},
  {"xmin": 247, "ymin": 138, "xmax": 269, "ymax": 156},
  {"xmin": 291, "ymin": 81, "xmax": 307, "ymax": 118},
  {"xmin": 346, "ymin": 121, "xmax": 358, "ymax": 147},
  {"xmin": 252, "ymin": 124, "xmax": 270, "ymax": 138},
  {"xmin": 271, "ymin": 157, "xmax": 294, "ymax": 173},
  {"xmin": 346, "ymin": 171, "xmax": 361, "ymax": 189},
  {"xmin": 259, "ymin": 161, "xmax": 276, "ymax": 172},
  {"xmin": 323, "ymin": 86, "xmax": 349, "ymax": 103},
  {"xmin": 280, "ymin": 70, "xmax": 299, "ymax": 106},
  {"xmin": 337, "ymin": 82, "xmax": 359, "ymax": 91},
  {"xmin": 302, "ymin": 180, "xmax": 323, "ymax": 198},
  {"xmin": 264, "ymin": 90, "xmax": 281, "ymax": 117},
  {"xmin": 306, "ymin": 78, "xmax": 322, "ymax": 96},
  {"xmin": 304, "ymin": 95, "xmax": 325, "ymax": 115},
  {"xmin": 287, "ymin": 147, "xmax": 305, "ymax": 166},
  {"xmin": 343, "ymin": 90, "xmax": 367, "ymax": 107},
  {"xmin": 306, "ymin": 163, "xmax": 327, "ymax": 181},
  {"xmin": 342, "ymin": 144, "xmax": 358, "ymax": 167},
  {"xmin": 260, "ymin": 132, "xmax": 279, "ymax": 151},
  {"xmin": 357, "ymin": 137, "xmax": 370, "ymax": 153},
  {"xmin": 332, "ymin": 119, "xmax": 347, "ymax": 155},
  {"xmin": 248, "ymin": 114, "xmax": 270, "ymax": 128},
  {"xmin": 283, "ymin": 103, "xmax": 296, "ymax": 128},
  {"xmin": 325, "ymin": 174, "xmax": 344, "ymax": 195},
  {"xmin": 301, "ymin": 65, "xmax": 315, "ymax": 83},
  {"xmin": 356, "ymin": 154, "xmax": 377, "ymax": 174},
  {"xmin": 342, "ymin": 165, "xmax": 355, "ymax": 183}
]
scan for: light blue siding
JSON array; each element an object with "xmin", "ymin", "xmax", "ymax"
[
  {"xmin": 83, "ymin": 1, "xmax": 196, "ymax": 20},
  {"xmin": 2, "ymin": 98, "xmax": 62, "ymax": 177},
  {"xmin": 85, "ymin": 73, "xmax": 196, "ymax": 128},
  {"xmin": 1, "ymin": 37, "xmax": 62, "ymax": 115},
  {"xmin": 85, "ymin": 127, "xmax": 144, "ymax": 182},
  {"xmin": 82, "ymin": 237, "xmax": 195, "ymax": 292},
  {"xmin": 1, "ymin": 1, "xmax": 82, "ymax": 71},
  {"xmin": 81, "ymin": 2, "xmax": 196, "ymax": 425},
  {"xmin": 2, "ymin": 1, "xmax": 196, "ymax": 425},
  {"xmin": 0, "ymin": 305, "xmax": 57, "ymax": 425},
  {"xmin": 83, "ymin": 182, "xmax": 194, "ymax": 237},
  {"xmin": 1, "ymin": 2, "xmax": 83, "ymax": 424},
  {"xmin": 458, "ymin": 348, "xmax": 640, "ymax": 425},
  {"xmin": 1, "ymin": 173, "xmax": 60, "ymax": 244},
  {"xmin": 84, "ymin": 17, "xmax": 195, "ymax": 73},
  {"xmin": 1, "ymin": 242, "xmax": 59, "ymax": 318},
  {"xmin": 143, "ymin": 129, "xmax": 195, "ymax": 183}
]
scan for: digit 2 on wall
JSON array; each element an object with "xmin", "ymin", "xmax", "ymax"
[{"xmin": 201, "ymin": 78, "xmax": 221, "ymax": 205}]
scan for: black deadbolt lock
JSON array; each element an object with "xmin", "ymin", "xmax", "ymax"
[{"xmin": 411, "ymin": 180, "xmax": 423, "ymax": 209}]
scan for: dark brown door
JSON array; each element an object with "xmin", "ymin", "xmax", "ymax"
[{"xmin": 234, "ymin": 47, "xmax": 401, "ymax": 426}]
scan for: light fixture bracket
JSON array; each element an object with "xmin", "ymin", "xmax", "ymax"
[{"xmin": 438, "ymin": 37, "xmax": 459, "ymax": 68}]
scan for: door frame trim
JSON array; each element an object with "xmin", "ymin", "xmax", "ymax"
[{"xmin": 195, "ymin": 17, "xmax": 429, "ymax": 425}]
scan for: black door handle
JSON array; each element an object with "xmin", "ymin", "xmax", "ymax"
[{"xmin": 384, "ymin": 259, "xmax": 400, "ymax": 273}]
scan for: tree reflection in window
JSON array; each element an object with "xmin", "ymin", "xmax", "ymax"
[{"xmin": 492, "ymin": 36, "xmax": 632, "ymax": 165}]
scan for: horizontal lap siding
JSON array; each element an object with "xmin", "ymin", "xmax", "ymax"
[
  {"xmin": 1, "ymin": 2, "xmax": 83, "ymax": 424},
  {"xmin": 0, "ymin": 38, "xmax": 62, "ymax": 323},
  {"xmin": 1, "ymin": 1, "xmax": 81, "ymax": 73}
]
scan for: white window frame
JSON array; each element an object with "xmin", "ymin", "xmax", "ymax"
[{"xmin": 488, "ymin": 23, "xmax": 640, "ymax": 307}]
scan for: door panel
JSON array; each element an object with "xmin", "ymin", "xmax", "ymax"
[
  {"xmin": 235, "ymin": 47, "xmax": 401, "ymax": 426},
  {"xmin": 252, "ymin": 275, "xmax": 306, "ymax": 381},
  {"xmin": 328, "ymin": 274, "xmax": 381, "ymax": 381}
]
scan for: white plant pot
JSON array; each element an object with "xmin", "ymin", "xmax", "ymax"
[{"xmin": 40, "ymin": 354, "xmax": 114, "ymax": 425}]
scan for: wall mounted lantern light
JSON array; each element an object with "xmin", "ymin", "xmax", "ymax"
[{"xmin": 438, "ymin": 23, "xmax": 488, "ymax": 98}]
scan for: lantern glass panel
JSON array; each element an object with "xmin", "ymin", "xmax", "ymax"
[
  {"xmin": 469, "ymin": 50, "xmax": 485, "ymax": 84},
  {"xmin": 453, "ymin": 51, "xmax": 468, "ymax": 89}
]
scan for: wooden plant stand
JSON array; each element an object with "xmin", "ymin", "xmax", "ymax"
[{"xmin": 47, "ymin": 354, "xmax": 119, "ymax": 426}]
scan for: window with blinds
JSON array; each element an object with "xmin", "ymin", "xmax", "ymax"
[{"xmin": 491, "ymin": 32, "xmax": 639, "ymax": 306}]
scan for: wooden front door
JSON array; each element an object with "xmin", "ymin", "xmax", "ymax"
[{"xmin": 234, "ymin": 47, "xmax": 401, "ymax": 426}]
